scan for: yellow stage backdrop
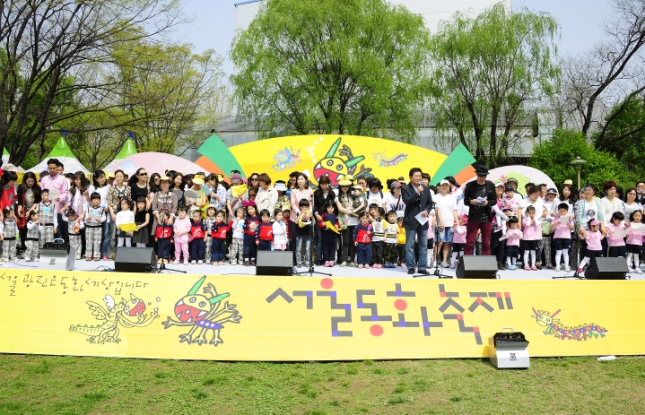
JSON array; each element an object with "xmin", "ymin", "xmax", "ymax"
[
  {"xmin": 0, "ymin": 270, "xmax": 643, "ymax": 361},
  {"xmin": 226, "ymin": 135, "xmax": 452, "ymax": 186}
]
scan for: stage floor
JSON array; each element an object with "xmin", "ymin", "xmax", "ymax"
[{"xmin": 3, "ymin": 258, "xmax": 643, "ymax": 281}]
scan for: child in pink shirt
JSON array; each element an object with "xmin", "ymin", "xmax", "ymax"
[
  {"xmin": 501, "ymin": 216, "xmax": 522, "ymax": 270},
  {"xmin": 173, "ymin": 205, "xmax": 191, "ymax": 264},
  {"xmin": 522, "ymin": 206, "xmax": 540, "ymax": 270},
  {"xmin": 578, "ymin": 219, "xmax": 604, "ymax": 273},
  {"xmin": 450, "ymin": 215, "xmax": 467, "ymax": 268},
  {"xmin": 626, "ymin": 210, "xmax": 644, "ymax": 273},
  {"xmin": 606, "ymin": 211, "xmax": 627, "ymax": 259},
  {"xmin": 550, "ymin": 203, "xmax": 574, "ymax": 271}
]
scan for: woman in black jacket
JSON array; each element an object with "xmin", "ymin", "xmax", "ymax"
[
  {"xmin": 17, "ymin": 172, "xmax": 42, "ymax": 251},
  {"xmin": 313, "ymin": 176, "xmax": 337, "ymax": 265}
]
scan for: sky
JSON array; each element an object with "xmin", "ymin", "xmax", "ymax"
[{"xmin": 177, "ymin": 0, "xmax": 615, "ymax": 76}]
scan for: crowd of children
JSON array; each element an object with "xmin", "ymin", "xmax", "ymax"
[{"xmin": 3, "ymin": 161, "xmax": 645, "ymax": 275}]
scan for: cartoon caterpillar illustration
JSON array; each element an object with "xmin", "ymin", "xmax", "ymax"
[
  {"xmin": 531, "ymin": 308, "xmax": 607, "ymax": 341},
  {"xmin": 373, "ymin": 151, "xmax": 408, "ymax": 168}
]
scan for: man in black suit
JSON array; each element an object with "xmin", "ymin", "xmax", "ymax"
[
  {"xmin": 463, "ymin": 165, "xmax": 497, "ymax": 255},
  {"xmin": 401, "ymin": 167, "xmax": 433, "ymax": 275}
]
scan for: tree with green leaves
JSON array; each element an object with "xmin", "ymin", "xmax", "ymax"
[
  {"xmin": 230, "ymin": 0, "xmax": 431, "ymax": 141},
  {"xmin": 593, "ymin": 96, "xmax": 645, "ymax": 179},
  {"xmin": 109, "ymin": 41, "xmax": 224, "ymax": 154},
  {"xmin": 0, "ymin": 0, "xmax": 182, "ymax": 166},
  {"xmin": 529, "ymin": 129, "xmax": 637, "ymax": 190},
  {"xmin": 429, "ymin": 3, "xmax": 560, "ymax": 167}
]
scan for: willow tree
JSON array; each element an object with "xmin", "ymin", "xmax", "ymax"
[
  {"xmin": 429, "ymin": 4, "xmax": 560, "ymax": 167},
  {"xmin": 230, "ymin": 0, "xmax": 431, "ymax": 141}
]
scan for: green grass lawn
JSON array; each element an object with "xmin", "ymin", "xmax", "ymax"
[{"xmin": 0, "ymin": 354, "xmax": 643, "ymax": 414}]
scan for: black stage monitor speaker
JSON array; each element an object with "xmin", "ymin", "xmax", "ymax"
[
  {"xmin": 256, "ymin": 251, "xmax": 294, "ymax": 276},
  {"xmin": 115, "ymin": 247, "xmax": 155, "ymax": 273},
  {"xmin": 456, "ymin": 255, "xmax": 498, "ymax": 279},
  {"xmin": 585, "ymin": 257, "xmax": 629, "ymax": 280}
]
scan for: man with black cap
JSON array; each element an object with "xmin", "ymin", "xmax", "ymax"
[
  {"xmin": 401, "ymin": 167, "xmax": 433, "ymax": 275},
  {"xmin": 463, "ymin": 165, "xmax": 497, "ymax": 255}
]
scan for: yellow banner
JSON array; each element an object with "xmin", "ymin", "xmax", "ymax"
[{"xmin": 0, "ymin": 269, "xmax": 643, "ymax": 360}]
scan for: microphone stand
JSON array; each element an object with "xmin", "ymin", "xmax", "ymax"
[
  {"xmin": 415, "ymin": 200, "xmax": 451, "ymax": 278},
  {"xmin": 294, "ymin": 193, "xmax": 331, "ymax": 277},
  {"xmin": 553, "ymin": 200, "xmax": 584, "ymax": 280}
]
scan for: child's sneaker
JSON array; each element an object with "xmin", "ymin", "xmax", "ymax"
[
  {"xmin": 340, "ymin": 261, "xmax": 347, "ymax": 267},
  {"xmin": 450, "ymin": 263, "xmax": 457, "ymax": 269},
  {"xmin": 577, "ymin": 267, "xmax": 583, "ymax": 273},
  {"xmin": 218, "ymin": 261, "xmax": 224, "ymax": 265},
  {"xmin": 555, "ymin": 265, "xmax": 561, "ymax": 272},
  {"xmin": 565, "ymin": 265, "xmax": 571, "ymax": 272},
  {"xmin": 636, "ymin": 268, "xmax": 643, "ymax": 274},
  {"xmin": 191, "ymin": 260, "xmax": 196, "ymax": 264},
  {"xmin": 324, "ymin": 261, "xmax": 330, "ymax": 267},
  {"xmin": 212, "ymin": 262, "xmax": 218, "ymax": 266},
  {"xmin": 358, "ymin": 264, "xmax": 363, "ymax": 269},
  {"xmin": 197, "ymin": 260, "xmax": 203, "ymax": 264},
  {"xmin": 102, "ymin": 256, "xmax": 109, "ymax": 260},
  {"xmin": 524, "ymin": 266, "xmax": 530, "ymax": 271},
  {"xmin": 531, "ymin": 266, "xmax": 538, "ymax": 271},
  {"xmin": 547, "ymin": 263, "xmax": 553, "ymax": 269},
  {"xmin": 329, "ymin": 261, "xmax": 335, "ymax": 267},
  {"xmin": 245, "ymin": 260, "xmax": 251, "ymax": 266},
  {"xmin": 230, "ymin": 260, "xmax": 237, "ymax": 265},
  {"xmin": 183, "ymin": 259, "xmax": 189, "ymax": 265},
  {"xmin": 349, "ymin": 262, "xmax": 357, "ymax": 267},
  {"xmin": 365, "ymin": 265, "xmax": 371, "ymax": 269}
]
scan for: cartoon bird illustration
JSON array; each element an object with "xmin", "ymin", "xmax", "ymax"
[
  {"xmin": 272, "ymin": 146, "xmax": 301, "ymax": 172},
  {"xmin": 70, "ymin": 294, "xmax": 158, "ymax": 344},
  {"xmin": 162, "ymin": 276, "xmax": 242, "ymax": 347}
]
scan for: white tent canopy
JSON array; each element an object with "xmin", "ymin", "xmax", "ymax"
[
  {"xmin": 2, "ymin": 148, "xmax": 25, "ymax": 172},
  {"xmin": 28, "ymin": 137, "xmax": 90, "ymax": 175}
]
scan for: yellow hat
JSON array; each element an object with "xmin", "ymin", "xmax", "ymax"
[{"xmin": 192, "ymin": 176, "xmax": 204, "ymax": 185}]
